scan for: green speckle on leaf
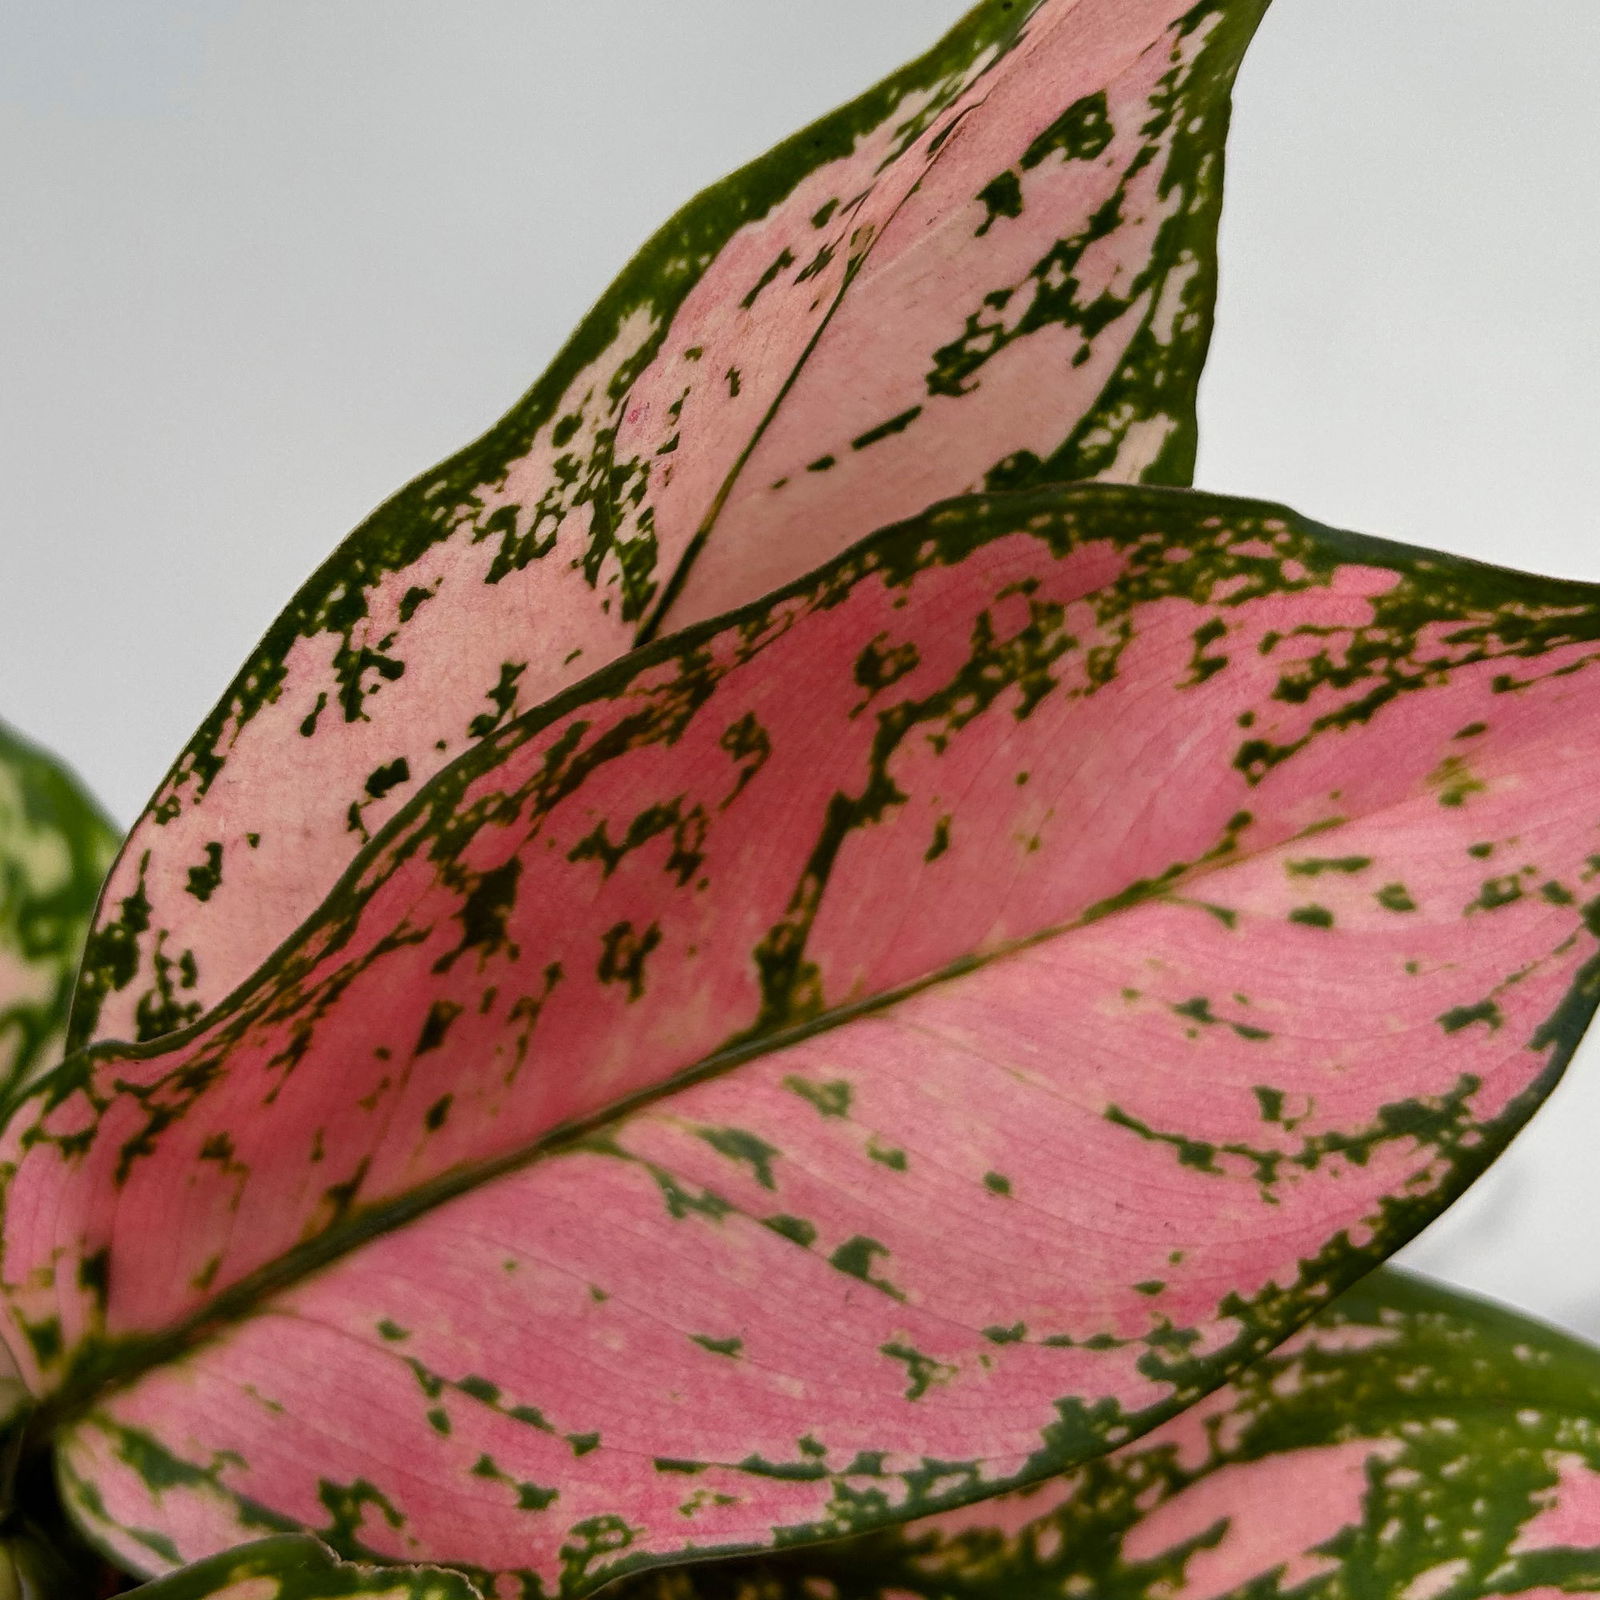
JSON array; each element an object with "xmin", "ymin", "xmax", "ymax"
[
  {"xmin": 880, "ymin": 1340, "xmax": 956, "ymax": 1400},
  {"xmin": 184, "ymin": 842, "xmax": 224, "ymax": 902},
  {"xmin": 868, "ymin": 1138, "xmax": 908, "ymax": 1171},
  {"xmin": 763, "ymin": 1213, "xmax": 817, "ymax": 1248},
  {"xmin": 1289, "ymin": 904, "xmax": 1334, "ymax": 928},
  {"xmin": 830, "ymin": 1236, "xmax": 903, "ymax": 1298},
  {"xmin": 690, "ymin": 1333, "xmax": 744, "ymax": 1358},
  {"xmin": 783, "ymin": 1075, "xmax": 851, "ymax": 1117},
  {"xmin": 1287, "ymin": 855, "xmax": 1371, "ymax": 877},
  {"xmin": 697, "ymin": 1125, "xmax": 780, "ymax": 1189},
  {"xmin": 364, "ymin": 757, "xmax": 411, "ymax": 800},
  {"xmin": 1439, "ymin": 1001, "xmax": 1503, "ymax": 1034},
  {"xmin": 1469, "ymin": 876, "xmax": 1523, "ymax": 913}
]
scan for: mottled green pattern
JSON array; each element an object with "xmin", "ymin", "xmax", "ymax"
[
  {"xmin": 16, "ymin": 480, "xmax": 1600, "ymax": 1595},
  {"xmin": 123, "ymin": 1536, "xmax": 481, "ymax": 1597},
  {"xmin": 70, "ymin": 0, "xmax": 1270, "ymax": 1049},
  {"xmin": 617, "ymin": 1269, "xmax": 1600, "ymax": 1600},
  {"xmin": 0, "ymin": 721, "xmax": 117, "ymax": 1110}
]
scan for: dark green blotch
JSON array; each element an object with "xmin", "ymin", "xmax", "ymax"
[
  {"xmin": 698, "ymin": 1125, "xmax": 780, "ymax": 1189},
  {"xmin": 184, "ymin": 842, "xmax": 224, "ymax": 903},
  {"xmin": 830, "ymin": 1235, "xmax": 903, "ymax": 1298},
  {"xmin": 1288, "ymin": 855, "xmax": 1371, "ymax": 877},
  {"xmin": 363, "ymin": 757, "xmax": 411, "ymax": 800},
  {"xmin": 784, "ymin": 1074, "xmax": 851, "ymax": 1117},
  {"xmin": 397, "ymin": 584, "xmax": 434, "ymax": 623},
  {"xmin": 415, "ymin": 998, "xmax": 463, "ymax": 1056},
  {"xmin": 1289, "ymin": 904, "xmax": 1334, "ymax": 928},
  {"xmin": 1471, "ymin": 876, "xmax": 1523, "ymax": 912},
  {"xmin": 763, "ymin": 1213, "xmax": 817, "ymax": 1248},
  {"xmin": 1439, "ymin": 1001, "xmax": 1503, "ymax": 1034},
  {"xmin": 975, "ymin": 169, "xmax": 1024, "ymax": 234},
  {"xmin": 597, "ymin": 919, "xmax": 662, "ymax": 1001},
  {"xmin": 852, "ymin": 406, "xmax": 923, "ymax": 451},
  {"xmin": 690, "ymin": 1333, "xmax": 744, "ymax": 1358}
]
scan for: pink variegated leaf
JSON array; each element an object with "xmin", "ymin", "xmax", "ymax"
[
  {"xmin": 9, "ymin": 483, "xmax": 1600, "ymax": 1592},
  {"xmin": 122, "ymin": 1537, "xmax": 482, "ymax": 1598},
  {"xmin": 71, "ymin": 0, "xmax": 1269, "ymax": 1049},
  {"xmin": 0, "ymin": 720, "xmax": 117, "ymax": 1110},
  {"xmin": 615, "ymin": 1267, "xmax": 1600, "ymax": 1600}
]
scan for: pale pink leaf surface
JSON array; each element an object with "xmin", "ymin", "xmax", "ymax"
[
  {"xmin": 71, "ymin": 0, "xmax": 1267, "ymax": 1049},
  {"xmin": 10, "ymin": 484, "xmax": 1600, "ymax": 1590},
  {"xmin": 608, "ymin": 1268, "xmax": 1600, "ymax": 1600}
]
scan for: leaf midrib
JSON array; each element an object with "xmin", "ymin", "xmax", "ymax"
[
  {"xmin": 634, "ymin": 2, "xmax": 1180, "ymax": 645},
  {"xmin": 38, "ymin": 781, "xmax": 1432, "ymax": 1437}
]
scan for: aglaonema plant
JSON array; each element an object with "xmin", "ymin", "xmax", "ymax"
[{"xmin": 4, "ymin": 0, "xmax": 1600, "ymax": 1594}]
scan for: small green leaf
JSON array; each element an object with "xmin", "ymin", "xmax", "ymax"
[{"xmin": 0, "ymin": 718, "xmax": 117, "ymax": 1109}]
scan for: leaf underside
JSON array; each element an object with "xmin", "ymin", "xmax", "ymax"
[
  {"xmin": 70, "ymin": 0, "xmax": 1268, "ymax": 1051},
  {"xmin": 0, "ymin": 719, "xmax": 118, "ymax": 1112},
  {"xmin": 8, "ymin": 483, "xmax": 1600, "ymax": 1592},
  {"xmin": 612, "ymin": 1266, "xmax": 1600, "ymax": 1600}
]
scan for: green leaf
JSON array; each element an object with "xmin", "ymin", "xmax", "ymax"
[
  {"xmin": 122, "ymin": 1536, "xmax": 481, "ymax": 1598},
  {"xmin": 69, "ymin": 0, "xmax": 1269, "ymax": 1052},
  {"xmin": 612, "ymin": 1266, "xmax": 1600, "ymax": 1600},
  {"xmin": 0, "ymin": 719, "xmax": 117, "ymax": 1111}
]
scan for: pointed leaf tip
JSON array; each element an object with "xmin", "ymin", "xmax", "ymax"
[{"xmin": 71, "ymin": 0, "xmax": 1269, "ymax": 1052}]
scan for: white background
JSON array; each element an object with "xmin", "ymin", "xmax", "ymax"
[{"xmin": 3, "ymin": 2, "xmax": 1598, "ymax": 1331}]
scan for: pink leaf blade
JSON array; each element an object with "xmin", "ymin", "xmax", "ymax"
[
  {"xmin": 70, "ymin": 0, "xmax": 1268, "ymax": 1051},
  {"xmin": 12, "ymin": 482, "xmax": 1600, "ymax": 1589},
  {"xmin": 592, "ymin": 1268, "xmax": 1600, "ymax": 1600}
]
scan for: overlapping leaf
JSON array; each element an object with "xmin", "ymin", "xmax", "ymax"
[
  {"xmin": 0, "ymin": 720, "xmax": 117, "ymax": 1111},
  {"xmin": 123, "ymin": 1536, "xmax": 480, "ymax": 1599},
  {"xmin": 8, "ymin": 483, "xmax": 1600, "ymax": 1591},
  {"xmin": 615, "ymin": 1267, "xmax": 1600, "ymax": 1600},
  {"xmin": 70, "ymin": 0, "xmax": 1270, "ymax": 1049}
]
